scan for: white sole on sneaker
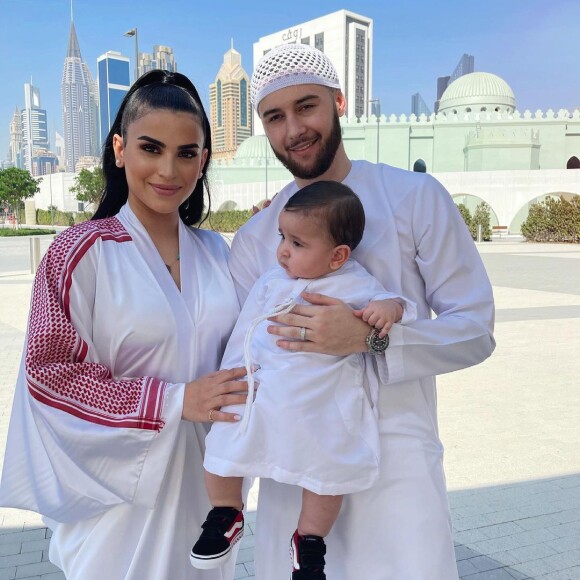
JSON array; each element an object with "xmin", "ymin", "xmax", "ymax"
[{"xmin": 190, "ymin": 528, "xmax": 243, "ymax": 570}]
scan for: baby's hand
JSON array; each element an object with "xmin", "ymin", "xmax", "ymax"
[{"xmin": 353, "ymin": 299, "xmax": 403, "ymax": 338}]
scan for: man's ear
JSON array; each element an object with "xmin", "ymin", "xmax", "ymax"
[
  {"xmin": 335, "ymin": 90, "xmax": 347, "ymax": 117},
  {"xmin": 329, "ymin": 244, "xmax": 351, "ymax": 271}
]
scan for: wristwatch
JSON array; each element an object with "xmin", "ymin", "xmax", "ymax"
[{"xmin": 365, "ymin": 328, "xmax": 389, "ymax": 355}]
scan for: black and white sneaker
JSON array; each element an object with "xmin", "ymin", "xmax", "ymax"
[
  {"xmin": 190, "ymin": 507, "xmax": 244, "ymax": 569},
  {"xmin": 290, "ymin": 529, "xmax": 327, "ymax": 579}
]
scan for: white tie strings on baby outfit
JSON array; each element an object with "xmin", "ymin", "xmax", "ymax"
[{"xmin": 238, "ymin": 297, "xmax": 298, "ymax": 434}]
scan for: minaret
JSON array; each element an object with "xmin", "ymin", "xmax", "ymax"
[
  {"xmin": 61, "ymin": 3, "xmax": 98, "ymax": 172},
  {"xmin": 209, "ymin": 41, "xmax": 253, "ymax": 161}
]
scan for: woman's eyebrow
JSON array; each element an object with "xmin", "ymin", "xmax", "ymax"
[{"xmin": 137, "ymin": 135, "xmax": 200, "ymax": 150}]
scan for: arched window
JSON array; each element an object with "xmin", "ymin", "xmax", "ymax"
[
  {"xmin": 481, "ymin": 107, "xmax": 487, "ymax": 112},
  {"xmin": 465, "ymin": 107, "xmax": 472, "ymax": 113},
  {"xmin": 413, "ymin": 159, "xmax": 427, "ymax": 173},
  {"xmin": 567, "ymin": 156, "xmax": 580, "ymax": 169}
]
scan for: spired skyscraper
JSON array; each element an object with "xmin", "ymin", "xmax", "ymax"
[
  {"xmin": 97, "ymin": 51, "xmax": 130, "ymax": 148},
  {"xmin": 209, "ymin": 42, "xmax": 252, "ymax": 161},
  {"xmin": 62, "ymin": 18, "xmax": 99, "ymax": 172}
]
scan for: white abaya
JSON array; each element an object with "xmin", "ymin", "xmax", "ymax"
[
  {"xmin": 0, "ymin": 203, "xmax": 240, "ymax": 580},
  {"xmin": 228, "ymin": 161, "xmax": 496, "ymax": 580}
]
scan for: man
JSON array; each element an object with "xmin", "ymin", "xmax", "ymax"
[{"xmin": 229, "ymin": 43, "xmax": 495, "ymax": 580}]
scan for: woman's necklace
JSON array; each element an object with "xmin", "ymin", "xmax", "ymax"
[{"xmin": 165, "ymin": 253, "xmax": 180, "ymax": 272}]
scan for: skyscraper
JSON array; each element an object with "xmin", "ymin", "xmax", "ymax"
[
  {"xmin": 411, "ymin": 93, "xmax": 431, "ymax": 117},
  {"xmin": 138, "ymin": 45, "xmax": 177, "ymax": 77},
  {"xmin": 97, "ymin": 51, "xmax": 130, "ymax": 148},
  {"xmin": 21, "ymin": 83, "xmax": 50, "ymax": 175},
  {"xmin": 253, "ymin": 10, "xmax": 373, "ymax": 125},
  {"xmin": 8, "ymin": 107, "xmax": 22, "ymax": 169},
  {"xmin": 62, "ymin": 18, "xmax": 98, "ymax": 172},
  {"xmin": 434, "ymin": 53, "xmax": 475, "ymax": 113},
  {"xmin": 210, "ymin": 42, "xmax": 252, "ymax": 161}
]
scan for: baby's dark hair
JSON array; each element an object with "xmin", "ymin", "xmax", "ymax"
[{"xmin": 283, "ymin": 181, "xmax": 365, "ymax": 250}]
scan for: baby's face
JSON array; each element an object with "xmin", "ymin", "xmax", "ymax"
[{"xmin": 276, "ymin": 210, "xmax": 337, "ymax": 279}]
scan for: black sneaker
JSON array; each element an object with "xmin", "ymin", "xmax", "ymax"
[
  {"xmin": 190, "ymin": 507, "xmax": 244, "ymax": 569},
  {"xmin": 290, "ymin": 529, "xmax": 327, "ymax": 579}
]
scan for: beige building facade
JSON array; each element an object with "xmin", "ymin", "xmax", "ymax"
[
  {"xmin": 253, "ymin": 9, "xmax": 373, "ymax": 131},
  {"xmin": 209, "ymin": 43, "xmax": 253, "ymax": 161}
]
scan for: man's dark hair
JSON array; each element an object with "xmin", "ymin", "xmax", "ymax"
[{"xmin": 283, "ymin": 181, "xmax": 365, "ymax": 250}]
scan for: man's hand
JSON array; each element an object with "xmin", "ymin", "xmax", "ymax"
[{"xmin": 267, "ymin": 292, "xmax": 370, "ymax": 356}]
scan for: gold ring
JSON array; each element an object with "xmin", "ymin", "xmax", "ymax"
[
  {"xmin": 300, "ymin": 327, "xmax": 306, "ymax": 341},
  {"xmin": 209, "ymin": 409, "xmax": 216, "ymax": 422}
]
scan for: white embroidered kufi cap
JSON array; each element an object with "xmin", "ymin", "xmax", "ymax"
[{"xmin": 251, "ymin": 43, "xmax": 341, "ymax": 109}]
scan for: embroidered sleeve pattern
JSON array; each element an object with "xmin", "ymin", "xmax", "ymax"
[{"xmin": 25, "ymin": 218, "xmax": 168, "ymax": 432}]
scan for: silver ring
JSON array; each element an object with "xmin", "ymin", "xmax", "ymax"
[
  {"xmin": 300, "ymin": 327, "xmax": 306, "ymax": 341},
  {"xmin": 209, "ymin": 409, "xmax": 216, "ymax": 422}
]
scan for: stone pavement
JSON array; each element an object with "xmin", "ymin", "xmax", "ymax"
[{"xmin": 0, "ymin": 237, "xmax": 579, "ymax": 579}]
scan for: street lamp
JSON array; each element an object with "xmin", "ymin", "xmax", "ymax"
[
  {"xmin": 124, "ymin": 28, "xmax": 139, "ymax": 83},
  {"xmin": 369, "ymin": 98, "xmax": 381, "ymax": 163}
]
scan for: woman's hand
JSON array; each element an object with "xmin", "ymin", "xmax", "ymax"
[
  {"xmin": 267, "ymin": 292, "xmax": 370, "ymax": 356},
  {"xmin": 182, "ymin": 367, "xmax": 248, "ymax": 423}
]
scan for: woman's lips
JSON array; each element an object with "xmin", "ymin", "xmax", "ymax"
[{"xmin": 150, "ymin": 183, "xmax": 181, "ymax": 196}]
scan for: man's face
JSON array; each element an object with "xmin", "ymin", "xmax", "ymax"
[{"xmin": 258, "ymin": 84, "xmax": 345, "ymax": 180}]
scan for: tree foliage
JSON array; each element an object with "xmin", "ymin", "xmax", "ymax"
[
  {"xmin": 470, "ymin": 202, "xmax": 492, "ymax": 241},
  {"xmin": 455, "ymin": 202, "xmax": 492, "ymax": 241},
  {"xmin": 456, "ymin": 203, "xmax": 472, "ymax": 230},
  {"xmin": 521, "ymin": 196, "xmax": 580, "ymax": 243},
  {"xmin": 70, "ymin": 167, "xmax": 104, "ymax": 207},
  {"xmin": 0, "ymin": 167, "xmax": 40, "ymax": 227}
]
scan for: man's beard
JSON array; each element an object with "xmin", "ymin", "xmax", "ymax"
[{"xmin": 272, "ymin": 112, "xmax": 342, "ymax": 180}]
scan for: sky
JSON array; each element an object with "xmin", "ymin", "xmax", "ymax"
[{"xmin": 1, "ymin": 0, "xmax": 580, "ymax": 159}]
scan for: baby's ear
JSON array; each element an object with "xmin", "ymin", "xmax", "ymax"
[{"xmin": 329, "ymin": 245, "xmax": 351, "ymax": 271}]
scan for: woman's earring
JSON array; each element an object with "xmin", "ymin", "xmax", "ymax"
[{"xmin": 116, "ymin": 159, "xmax": 122, "ymax": 167}]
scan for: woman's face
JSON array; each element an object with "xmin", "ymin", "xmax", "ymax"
[{"xmin": 113, "ymin": 109, "xmax": 207, "ymax": 221}]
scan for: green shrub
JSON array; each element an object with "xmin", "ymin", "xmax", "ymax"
[
  {"xmin": 0, "ymin": 228, "xmax": 55, "ymax": 237},
  {"xmin": 201, "ymin": 210, "xmax": 253, "ymax": 232},
  {"xmin": 521, "ymin": 196, "xmax": 580, "ymax": 243},
  {"xmin": 454, "ymin": 202, "xmax": 491, "ymax": 241},
  {"xmin": 470, "ymin": 202, "xmax": 492, "ymax": 242},
  {"xmin": 456, "ymin": 203, "xmax": 472, "ymax": 232}
]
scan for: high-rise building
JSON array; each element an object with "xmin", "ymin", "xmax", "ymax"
[
  {"xmin": 434, "ymin": 54, "xmax": 474, "ymax": 113},
  {"xmin": 97, "ymin": 51, "xmax": 130, "ymax": 147},
  {"xmin": 210, "ymin": 42, "xmax": 253, "ymax": 161},
  {"xmin": 411, "ymin": 93, "xmax": 431, "ymax": 117},
  {"xmin": 138, "ymin": 45, "xmax": 177, "ymax": 77},
  {"xmin": 253, "ymin": 9, "xmax": 373, "ymax": 128},
  {"xmin": 21, "ymin": 83, "xmax": 50, "ymax": 175},
  {"xmin": 8, "ymin": 107, "xmax": 23, "ymax": 169},
  {"xmin": 54, "ymin": 131, "xmax": 66, "ymax": 170},
  {"xmin": 62, "ymin": 18, "xmax": 99, "ymax": 172}
]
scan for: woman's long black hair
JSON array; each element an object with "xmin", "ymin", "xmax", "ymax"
[{"xmin": 92, "ymin": 69, "xmax": 212, "ymax": 226}]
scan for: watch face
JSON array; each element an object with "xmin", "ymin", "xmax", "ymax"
[
  {"xmin": 371, "ymin": 333, "xmax": 389, "ymax": 351},
  {"xmin": 367, "ymin": 329, "xmax": 389, "ymax": 354}
]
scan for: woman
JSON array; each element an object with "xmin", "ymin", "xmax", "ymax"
[{"xmin": 0, "ymin": 70, "xmax": 247, "ymax": 580}]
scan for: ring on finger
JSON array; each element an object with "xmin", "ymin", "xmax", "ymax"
[
  {"xmin": 208, "ymin": 409, "xmax": 216, "ymax": 422},
  {"xmin": 300, "ymin": 326, "xmax": 306, "ymax": 341}
]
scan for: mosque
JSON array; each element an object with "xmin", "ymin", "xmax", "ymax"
[{"xmin": 209, "ymin": 72, "xmax": 580, "ymax": 234}]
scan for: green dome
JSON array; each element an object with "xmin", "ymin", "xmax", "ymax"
[
  {"xmin": 234, "ymin": 135, "xmax": 276, "ymax": 164},
  {"xmin": 439, "ymin": 72, "xmax": 516, "ymax": 115}
]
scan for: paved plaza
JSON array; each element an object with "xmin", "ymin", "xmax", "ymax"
[{"xmin": 0, "ymin": 236, "xmax": 579, "ymax": 579}]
